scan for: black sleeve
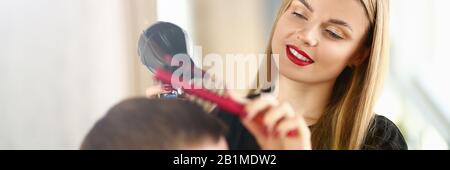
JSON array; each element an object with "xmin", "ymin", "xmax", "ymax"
[
  {"xmin": 213, "ymin": 106, "xmax": 408, "ymax": 150},
  {"xmin": 362, "ymin": 115, "xmax": 408, "ymax": 150}
]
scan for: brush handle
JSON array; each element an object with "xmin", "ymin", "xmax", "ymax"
[
  {"xmin": 154, "ymin": 68, "xmax": 298, "ymax": 138},
  {"xmin": 154, "ymin": 68, "xmax": 246, "ymax": 116}
]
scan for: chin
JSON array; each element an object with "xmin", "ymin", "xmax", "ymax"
[{"xmin": 279, "ymin": 66, "xmax": 312, "ymax": 83}]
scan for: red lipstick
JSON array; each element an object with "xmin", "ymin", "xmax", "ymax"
[{"xmin": 286, "ymin": 45, "xmax": 314, "ymax": 67}]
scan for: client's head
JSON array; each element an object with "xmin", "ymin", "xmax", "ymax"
[{"xmin": 80, "ymin": 97, "xmax": 228, "ymax": 150}]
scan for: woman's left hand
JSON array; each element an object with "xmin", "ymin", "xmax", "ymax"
[{"xmin": 241, "ymin": 96, "xmax": 312, "ymax": 150}]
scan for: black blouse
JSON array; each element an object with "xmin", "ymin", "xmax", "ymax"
[{"xmin": 212, "ymin": 108, "xmax": 408, "ymax": 150}]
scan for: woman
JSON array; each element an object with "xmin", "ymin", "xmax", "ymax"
[{"xmin": 147, "ymin": 0, "xmax": 407, "ymax": 150}]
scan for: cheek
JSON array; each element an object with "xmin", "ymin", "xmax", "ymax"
[
  {"xmin": 271, "ymin": 15, "xmax": 297, "ymax": 54},
  {"xmin": 271, "ymin": 23, "xmax": 285, "ymax": 55},
  {"xmin": 316, "ymin": 43, "xmax": 354, "ymax": 77}
]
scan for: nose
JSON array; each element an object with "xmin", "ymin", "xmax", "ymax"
[{"xmin": 295, "ymin": 28, "xmax": 319, "ymax": 47}]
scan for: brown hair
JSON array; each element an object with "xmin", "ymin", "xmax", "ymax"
[{"xmin": 80, "ymin": 98, "xmax": 228, "ymax": 150}]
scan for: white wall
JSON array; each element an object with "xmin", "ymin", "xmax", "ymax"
[
  {"xmin": 374, "ymin": 0, "xmax": 450, "ymax": 149},
  {"xmin": 0, "ymin": 0, "xmax": 155, "ymax": 149}
]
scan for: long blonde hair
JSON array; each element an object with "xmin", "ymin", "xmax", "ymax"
[{"xmin": 262, "ymin": 0, "xmax": 390, "ymax": 149}]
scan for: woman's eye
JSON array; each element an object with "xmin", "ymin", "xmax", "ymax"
[
  {"xmin": 292, "ymin": 12, "xmax": 308, "ymax": 20},
  {"xmin": 325, "ymin": 29, "xmax": 344, "ymax": 40}
]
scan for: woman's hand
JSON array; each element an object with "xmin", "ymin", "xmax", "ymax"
[
  {"xmin": 145, "ymin": 85, "xmax": 164, "ymax": 98},
  {"xmin": 241, "ymin": 96, "xmax": 312, "ymax": 150}
]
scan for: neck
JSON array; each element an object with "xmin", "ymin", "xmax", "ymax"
[{"xmin": 275, "ymin": 75, "xmax": 335, "ymax": 126}]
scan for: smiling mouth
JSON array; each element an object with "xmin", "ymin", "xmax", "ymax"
[{"xmin": 286, "ymin": 45, "xmax": 315, "ymax": 67}]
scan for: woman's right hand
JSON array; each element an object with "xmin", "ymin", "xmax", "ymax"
[{"xmin": 241, "ymin": 95, "xmax": 312, "ymax": 150}]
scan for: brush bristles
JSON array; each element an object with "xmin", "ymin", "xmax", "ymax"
[{"xmin": 185, "ymin": 74, "xmax": 227, "ymax": 113}]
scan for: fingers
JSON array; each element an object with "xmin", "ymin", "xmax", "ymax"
[
  {"xmin": 242, "ymin": 97, "xmax": 294, "ymax": 138},
  {"xmin": 244, "ymin": 95, "xmax": 279, "ymax": 121},
  {"xmin": 263, "ymin": 102, "xmax": 295, "ymax": 134},
  {"xmin": 145, "ymin": 85, "xmax": 163, "ymax": 98},
  {"xmin": 276, "ymin": 115, "xmax": 310, "ymax": 139},
  {"xmin": 241, "ymin": 117, "xmax": 267, "ymax": 139},
  {"xmin": 276, "ymin": 115, "xmax": 312, "ymax": 150},
  {"xmin": 240, "ymin": 96, "xmax": 313, "ymax": 149},
  {"xmin": 241, "ymin": 96, "xmax": 278, "ymax": 140}
]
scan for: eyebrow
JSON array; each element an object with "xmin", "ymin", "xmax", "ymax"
[
  {"xmin": 329, "ymin": 19, "xmax": 353, "ymax": 32},
  {"xmin": 296, "ymin": 0, "xmax": 353, "ymax": 32},
  {"xmin": 298, "ymin": 0, "xmax": 314, "ymax": 12}
]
